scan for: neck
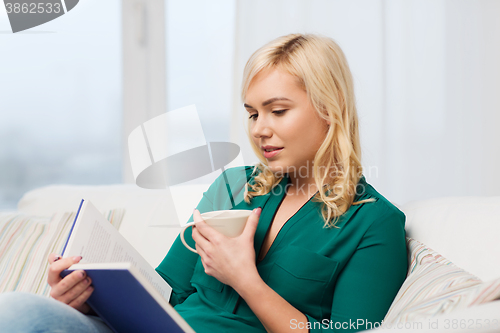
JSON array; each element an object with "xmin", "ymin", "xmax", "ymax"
[{"xmin": 285, "ymin": 173, "xmax": 320, "ymax": 199}]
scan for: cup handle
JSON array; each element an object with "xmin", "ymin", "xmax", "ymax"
[{"xmin": 180, "ymin": 222, "xmax": 198, "ymax": 254}]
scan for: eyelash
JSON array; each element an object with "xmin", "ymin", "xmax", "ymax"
[{"xmin": 248, "ymin": 109, "xmax": 287, "ymax": 120}]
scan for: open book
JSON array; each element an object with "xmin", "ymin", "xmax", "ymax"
[{"xmin": 61, "ymin": 199, "xmax": 195, "ymax": 333}]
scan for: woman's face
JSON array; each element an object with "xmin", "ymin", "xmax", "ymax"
[{"xmin": 244, "ymin": 68, "xmax": 330, "ymax": 177}]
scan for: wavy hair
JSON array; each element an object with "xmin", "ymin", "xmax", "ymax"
[{"xmin": 241, "ymin": 33, "xmax": 375, "ymax": 228}]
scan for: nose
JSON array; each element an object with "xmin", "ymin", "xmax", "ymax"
[{"xmin": 251, "ymin": 114, "xmax": 273, "ymax": 139}]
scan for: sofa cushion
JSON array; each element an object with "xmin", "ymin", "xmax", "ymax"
[
  {"xmin": 402, "ymin": 196, "xmax": 500, "ymax": 281},
  {"xmin": 0, "ymin": 210, "xmax": 123, "ymax": 296},
  {"xmin": 383, "ymin": 238, "xmax": 500, "ymax": 325}
]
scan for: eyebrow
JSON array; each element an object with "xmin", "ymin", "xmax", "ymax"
[{"xmin": 243, "ymin": 97, "xmax": 292, "ymax": 109}]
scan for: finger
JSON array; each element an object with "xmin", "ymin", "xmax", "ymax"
[
  {"xmin": 191, "ymin": 223, "xmax": 207, "ymax": 243},
  {"xmin": 192, "ymin": 209, "xmax": 205, "ymax": 223},
  {"xmin": 196, "ymin": 242, "xmax": 208, "ymax": 260},
  {"xmin": 50, "ymin": 270, "xmax": 87, "ymax": 300},
  {"xmin": 196, "ymin": 246, "xmax": 212, "ymax": 275},
  {"xmin": 75, "ymin": 302, "xmax": 91, "ymax": 315},
  {"xmin": 62, "ymin": 276, "xmax": 92, "ymax": 305},
  {"xmin": 192, "ymin": 209, "xmax": 215, "ymax": 234},
  {"xmin": 193, "ymin": 210, "xmax": 221, "ymax": 240},
  {"xmin": 193, "ymin": 219, "xmax": 217, "ymax": 240},
  {"xmin": 48, "ymin": 253, "xmax": 62, "ymax": 264},
  {"xmin": 47, "ymin": 256, "xmax": 82, "ymax": 286},
  {"xmin": 68, "ymin": 285, "xmax": 94, "ymax": 313},
  {"xmin": 192, "ymin": 224, "xmax": 212, "ymax": 252},
  {"xmin": 243, "ymin": 208, "xmax": 261, "ymax": 238}
]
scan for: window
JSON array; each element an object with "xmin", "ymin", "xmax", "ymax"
[{"xmin": 0, "ymin": 0, "xmax": 122, "ymax": 209}]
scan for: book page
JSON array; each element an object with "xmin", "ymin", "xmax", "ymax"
[{"xmin": 63, "ymin": 200, "xmax": 172, "ymax": 300}]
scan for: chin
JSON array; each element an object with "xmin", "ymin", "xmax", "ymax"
[{"xmin": 265, "ymin": 162, "xmax": 289, "ymax": 177}]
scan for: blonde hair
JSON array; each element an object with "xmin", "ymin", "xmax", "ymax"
[{"xmin": 241, "ymin": 33, "xmax": 375, "ymax": 228}]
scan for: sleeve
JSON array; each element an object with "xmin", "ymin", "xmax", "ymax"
[
  {"xmin": 307, "ymin": 207, "xmax": 408, "ymax": 332},
  {"xmin": 155, "ymin": 166, "xmax": 253, "ymax": 306}
]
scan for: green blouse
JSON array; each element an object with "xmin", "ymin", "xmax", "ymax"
[{"xmin": 156, "ymin": 166, "xmax": 407, "ymax": 332}]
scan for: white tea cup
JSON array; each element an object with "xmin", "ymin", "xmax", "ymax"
[{"xmin": 180, "ymin": 210, "xmax": 253, "ymax": 254}]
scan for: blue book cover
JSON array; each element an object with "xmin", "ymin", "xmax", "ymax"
[{"xmin": 62, "ymin": 263, "xmax": 195, "ymax": 333}]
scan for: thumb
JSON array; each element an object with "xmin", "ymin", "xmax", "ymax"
[{"xmin": 243, "ymin": 207, "xmax": 261, "ymax": 238}]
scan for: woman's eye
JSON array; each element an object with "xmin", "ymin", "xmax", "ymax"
[
  {"xmin": 273, "ymin": 109, "xmax": 287, "ymax": 115},
  {"xmin": 248, "ymin": 109, "xmax": 286, "ymax": 120}
]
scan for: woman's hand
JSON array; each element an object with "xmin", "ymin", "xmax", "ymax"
[
  {"xmin": 192, "ymin": 208, "xmax": 309, "ymax": 332},
  {"xmin": 47, "ymin": 253, "xmax": 93, "ymax": 314},
  {"xmin": 191, "ymin": 208, "xmax": 262, "ymax": 291}
]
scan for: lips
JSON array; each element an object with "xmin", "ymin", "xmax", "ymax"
[
  {"xmin": 262, "ymin": 146, "xmax": 284, "ymax": 152},
  {"xmin": 262, "ymin": 147, "xmax": 284, "ymax": 158}
]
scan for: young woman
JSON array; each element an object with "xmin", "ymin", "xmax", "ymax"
[
  {"xmin": 0, "ymin": 33, "xmax": 407, "ymax": 333},
  {"xmin": 156, "ymin": 33, "xmax": 407, "ymax": 333}
]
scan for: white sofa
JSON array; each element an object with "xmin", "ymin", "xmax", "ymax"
[
  {"xmin": 1, "ymin": 184, "xmax": 499, "ymax": 332},
  {"xmin": 364, "ymin": 197, "xmax": 500, "ymax": 332}
]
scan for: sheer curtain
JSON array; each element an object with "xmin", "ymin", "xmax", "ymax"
[
  {"xmin": 123, "ymin": 0, "xmax": 500, "ymax": 206},
  {"xmin": 381, "ymin": 0, "xmax": 500, "ymax": 204},
  {"xmin": 229, "ymin": 0, "xmax": 500, "ymax": 206},
  {"xmin": 122, "ymin": 0, "xmax": 236, "ymax": 186}
]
